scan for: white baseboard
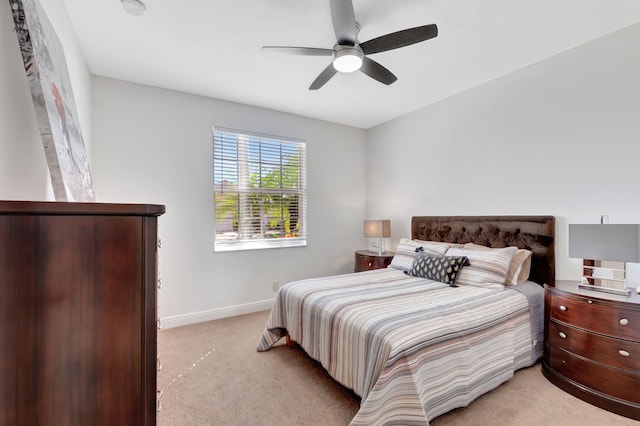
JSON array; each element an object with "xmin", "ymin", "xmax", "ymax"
[{"xmin": 160, "ymin": 299, "xmax": 275, "ymax": 329}]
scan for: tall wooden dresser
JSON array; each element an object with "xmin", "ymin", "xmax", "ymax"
[
  {"xmin": 543, "ymin": 280, "xmax": 640, "ymax": 420},
  {"xmin": 0, "ymin": 201, "xmax": 164, "ymax": 426}
]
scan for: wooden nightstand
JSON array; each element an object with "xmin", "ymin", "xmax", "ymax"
[
  {"xmin": 354, "ymin": 250, "xmax": 394, "ymax": 272},
  {"xmin": 542, "ymin": 280, "xmax": 640, "ymax": 420}
]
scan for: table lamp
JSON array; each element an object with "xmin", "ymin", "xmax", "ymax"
[
  {"xmin": 569, "ymin": 223, "xmax": 640, "ymax": 295},
  {"xmin": 364, "ymin": 219, "xmax": 391, "ymax": 255}
]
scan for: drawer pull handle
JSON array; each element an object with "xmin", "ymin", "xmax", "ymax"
[
  {"xmin": 368, "ymin": 262, "xmax": 372, "ymax": 267},
  {"xmin": 559, "ymin": 305, "xmax": 567, "ymax": 311},
  {"xmin": 558, "ymin": 332, "xmax": 567, "ymax": 339},
  {"xmin": 619, "ymin": 350, "xmax": 630, "ymax": 357},
  {"xmin": 620, "ymin": 318, "xmax": 629, "ymax": 326}
]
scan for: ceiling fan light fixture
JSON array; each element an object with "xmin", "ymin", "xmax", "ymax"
[{"xmin": 333, "ymin": 46, "xmax": 363, "ymax": 73}]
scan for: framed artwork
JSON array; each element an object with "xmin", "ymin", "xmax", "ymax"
[{"xmin": 8, "ymin": 0, "xmax": 96, "ymax": 201}]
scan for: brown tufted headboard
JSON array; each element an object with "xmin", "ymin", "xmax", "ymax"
[{"xmin": 411, "ymin": 216, "xmax": 555, "ymax": 286}]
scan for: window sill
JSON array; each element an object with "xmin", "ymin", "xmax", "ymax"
[{"xmin": 215, "ymin": 238, "xmax": 306, "ymax": 252}]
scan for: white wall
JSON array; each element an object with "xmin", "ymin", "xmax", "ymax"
[
  {"xmin": 90, "ymin": 77, "xmax": 368, "ymax": 326},
  {"xmin": 0, "ymin": 0, "xmax": 92, "ymax": 200},
  {"xmin": 366, "ymin": 23, "xmax": 640, "ymax": 283}
]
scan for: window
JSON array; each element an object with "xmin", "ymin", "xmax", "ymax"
[{"xmin": 213, "ymin": 127, "xmax": 307, "ymax": 251}]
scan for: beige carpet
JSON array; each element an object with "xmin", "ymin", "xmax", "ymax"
[{"xmin": 158, "ymin": 310, "xmax": 638, "ymax": 426}]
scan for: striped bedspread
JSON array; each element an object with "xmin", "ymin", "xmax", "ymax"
[{"xmin": 257, "ymin": 268, "xmax": 539, "ymax": 425}]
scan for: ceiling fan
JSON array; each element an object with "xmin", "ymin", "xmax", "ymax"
[{"xmin": 262, "ymin": 0, "xmax": 438, "ymax": 90}]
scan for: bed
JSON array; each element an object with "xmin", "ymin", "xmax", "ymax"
[{"xmin": 258, "ymin": 215, "xmax": 555, "ymax": 425}]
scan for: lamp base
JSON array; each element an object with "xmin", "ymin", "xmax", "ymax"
[
  {"xmin": 367, "ymin": 238, "xmax": 384, "ymax": 255},
  {"xmin": 578, "ymin": 283, "xmax": 631, "ymax": 296}
]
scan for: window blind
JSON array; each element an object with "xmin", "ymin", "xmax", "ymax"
[{"xmin": 213, "ymin": 127, "xmax": 306, "ymax": 251}]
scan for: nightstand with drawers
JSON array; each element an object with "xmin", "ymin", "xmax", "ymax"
[
  {"xmin": 543, "ymin": 280, "xmax": 640, "ymax": 420},
  {"xmin": 354, "ymin": 250, "xmax": 394, "ymax": 272}
]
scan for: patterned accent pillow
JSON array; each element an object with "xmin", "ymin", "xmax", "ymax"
[
  {"xmin": 462, "ymin": 243, "xmax": 533, "ymax": 285},
  {"xmin": 388, "ymin": 238, "xmax": 449, "ymax": 272},
  {"xmin": 409, "ymin": 253, "xmax": 470, "ymax": 287},
  {"xmin": 446, "ymin": 246, "xmax": 518, "ymax": 289}
]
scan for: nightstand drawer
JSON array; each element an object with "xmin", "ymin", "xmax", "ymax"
[
  {"xmin": 356, "ymin": 255, "xmax": 387, "ymax": 271},
  {"xmin": 548, "ymin": 320, "xmax": 640, "ymax": 371},
  {"xmin": 354, "ymin": 250, "xmax": 394, "ymax": 272},
  {"xmin": 549, "ymin": 345, "xmax": 640, "ymax": 404},
  {"xmin": 549, "ymin": 292, "xmax": 640, "ymax": 341},
  {"xmin": 356, "ymin": 254, "xmax": 376, "ymax": 271}
]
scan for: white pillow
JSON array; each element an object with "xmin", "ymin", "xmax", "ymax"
[
  {"xmin": 509, "ymin": 249, "xmax": 533, "ymax": 285},
  {"xmin": 446, "ymin": 246, "xmax": 518, "ymax": 289},
  {"xmin": 462, "ymin": 243, "xmax": 533, "ymax": 285},
  {"xmin": 388, "ymin": 238, "xmax": 449, "ymax": 272}
]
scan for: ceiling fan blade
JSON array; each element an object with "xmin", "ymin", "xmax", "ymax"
[
  {"xmin": 360, "ymin": 57, "xmax": 397, "ymax": 85},
  {"xmin": 361, "ymin": 24, "xmax": 438, "ymax": 55},
  {"xmin": 330, "ymin": 0, "xmax": 356, "ymax": 45},
  {"xmin": 309, "ymin": 63, "xmax": 338, "ymax": 90},
  {"xmin": 262, "ymin": 46, "xmax": 334, "ymax": 56}
]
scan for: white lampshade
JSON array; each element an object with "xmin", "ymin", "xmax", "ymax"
[{"xmin": 364, "ymin": 220, "xmax": 391, "ymax": 238}]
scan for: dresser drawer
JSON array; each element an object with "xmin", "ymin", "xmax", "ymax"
[
  {"xmin": 548, "ymin": 345, "xmax": 640, "ymax": 404},
  {"xmin": 548, "ymin": 320, "xmax": 640, "ymax": 371},
  {"xmin": 549, "ymin": 292, "xmax": 640, "ymax": 341}
]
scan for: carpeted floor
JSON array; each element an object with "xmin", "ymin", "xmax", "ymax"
[{"xmin": 157, "ymin": 310, "xmax": 638, "ymax": 426}]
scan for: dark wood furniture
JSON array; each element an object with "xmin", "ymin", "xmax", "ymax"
[
  {"xmin": 354, "ymin": 250, "xmax": 394, "ymax": 272},
  {"xmin": 543, "ymin": 280, "xmax": 640, "ymax": 420},
  {"xmin": 0, "ymin": 200, "xmax": 165, "ymax": 426}
]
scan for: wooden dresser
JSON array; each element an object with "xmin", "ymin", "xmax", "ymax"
[
  {"xmin": 0, "ymin": 201, "xmax": 164, "ymax": 426},
  {"xmin": 354, "ymin": 250, "xmax": 394, "ymax": 272},
  {"xmin": 543, "ymin": 280, "xmax": 640, "ymax": 420}
]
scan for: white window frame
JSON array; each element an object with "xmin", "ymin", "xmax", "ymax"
[{"xmin": 213, "ymin": 127, "xmax": 307, "ymax": 252}]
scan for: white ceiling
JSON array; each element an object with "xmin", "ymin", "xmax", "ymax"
[{"xmin": 64, "ymin": 0, "xmax": 640, "ymax": 129}]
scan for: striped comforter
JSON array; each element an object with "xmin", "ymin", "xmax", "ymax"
[{"xmin": 257, "ymin": 268, "xmax": 540, "ymax": 425}]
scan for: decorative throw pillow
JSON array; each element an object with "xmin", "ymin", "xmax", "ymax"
[
  {"xmin": 446, "ymin": 246, "xmax": 518, "ymax": 289},
  {"xmin": 462, "ymin": 243, "xmax": 533, "ymax": 285},
  {"xmin": 388, "ymin": 238, "xmax": 449, "ymax": 272},
  {"xmin": 409, "ymin": 253, "xmax": 469, "ymax": 287}
]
